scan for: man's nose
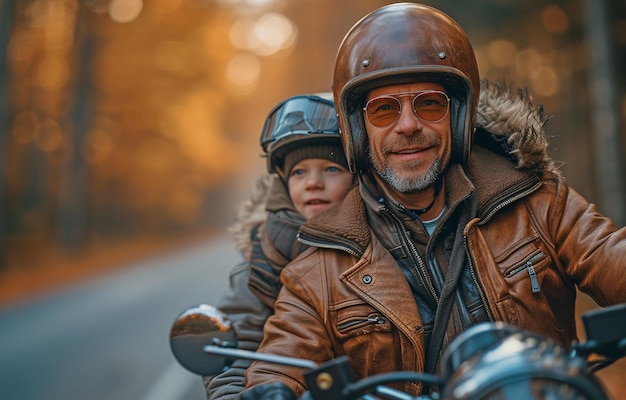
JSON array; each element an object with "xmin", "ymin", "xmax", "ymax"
[{"xmin": 395, "ymin": 98, "xmax": 422, "ymax": 133}]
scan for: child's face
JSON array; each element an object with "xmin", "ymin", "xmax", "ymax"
[{"xmin": 287, "ymin": 158, "xmax": 353, "ymax": 220}]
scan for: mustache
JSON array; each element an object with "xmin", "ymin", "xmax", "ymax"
[{"xmin": 380, "ymin": 134, "xmax": 442, "ymax": 153}]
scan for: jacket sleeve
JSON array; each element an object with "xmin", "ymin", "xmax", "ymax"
[
  {"xmin": 248, "ymin": 209, "xmax": 307, "ymax": 308},
  {"xmin": 204, "ymin": 261, "xmax": 273, "ymax": 400},
  {"xmin": 245, "ymin": 250, "xmax": 335, "ymax": 397},
  {"xmin": 551, "ymin": 180, "xmax": 626, "ymax": 306}
]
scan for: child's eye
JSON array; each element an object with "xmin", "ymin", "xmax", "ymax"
[
  {"xmin": 326, "ymin": 166, "xmax": 340, "ymax": 173},
  {"xmin": 291, "ymin": 168, "xmax": 305, "ymax": 176}
]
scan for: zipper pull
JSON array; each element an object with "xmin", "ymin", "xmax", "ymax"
[
  {"xmin": 367, "ymin": 316, "xmax": 385, "ymax": 324},
  {"xmin": 527, "ymin": 263, "xmax": 541, "ymax": 293}
]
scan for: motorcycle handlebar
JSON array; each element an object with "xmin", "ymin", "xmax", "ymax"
[{"xmin": 170, "ymin": 303, "xmax": 626, "ymax": 400}]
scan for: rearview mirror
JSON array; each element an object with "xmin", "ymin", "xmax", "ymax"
[{"xmin": 169, "ymin": 304, "xmax": 237, "ymax": 376}]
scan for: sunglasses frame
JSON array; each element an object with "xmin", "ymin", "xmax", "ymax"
[{"xmin": 363, "ymin": 90, "xmax": 450, "ymax": 127}]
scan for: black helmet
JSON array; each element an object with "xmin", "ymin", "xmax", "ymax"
[
  {"xmin": 333, "ymin": 3, "xmax": 480, "ymax": 172},
  {"xmin": 261, "ymin": 93, "xmax": 343, "ymax": 175}
]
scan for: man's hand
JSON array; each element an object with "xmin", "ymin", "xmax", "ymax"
[{"xmin": 240, "ymin": 382, "xmax": 296, "ymax": 400}]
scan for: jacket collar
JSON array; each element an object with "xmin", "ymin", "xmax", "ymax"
[{"xmin": 265, "ymin": 175, "xmax": 298, "ymax": 213}]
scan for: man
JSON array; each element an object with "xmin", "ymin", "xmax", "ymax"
[{"xmin": 243, "ymin": 3, "xmax": 626, "ymax": 398}]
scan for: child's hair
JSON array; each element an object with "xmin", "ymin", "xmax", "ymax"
[{"xmin": 260, "ymin": 93, "xmax": 348, "ymax": 179}]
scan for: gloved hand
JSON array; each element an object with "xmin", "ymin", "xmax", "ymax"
[{"xmin": 239, "ymin": 382, "xmax": 296, "ymax": 400}]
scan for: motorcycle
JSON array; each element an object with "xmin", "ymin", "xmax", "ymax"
[{"xmin": 169, "ymin": 303, "xmax": 626, "ymax": 400}]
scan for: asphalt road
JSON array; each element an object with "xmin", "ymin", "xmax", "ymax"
[{"xmin": 0, "ymin": 235, "xmax": 239, "ymax": 400}]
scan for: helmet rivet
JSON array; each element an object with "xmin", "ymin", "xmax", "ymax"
[
  {"xmin": 362, "ymin": 59, "xmax": 370, "ymax": 67},
  {"xmin": 438, "ymin": 51, "xmax": 446, "ymax": 59}
]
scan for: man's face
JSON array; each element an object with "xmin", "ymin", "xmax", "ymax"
[{"xmin": 364, "ymin": 82, "xmax": 451, "ymax": 193}]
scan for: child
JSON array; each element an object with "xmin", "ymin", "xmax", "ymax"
[
  {"xmin": 204, "ymin": 93, "xmax": 353, "ymax": 400},
  {"xmin": 280, "ymin": 139, "xmax": 354, "ymax": 220}
]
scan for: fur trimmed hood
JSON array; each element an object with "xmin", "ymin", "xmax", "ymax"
[
  {"xmin": 228, "ymin": 174, "xmax": 273, "ymax": 259},
  {"xmin": 476, "ymin": 80, "xmax": 556, "ymax": 174},
  {"xmin": 228, "ymin": 174, "xmax": 298, "ymax": 259}
]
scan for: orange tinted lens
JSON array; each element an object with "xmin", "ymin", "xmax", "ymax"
[
  {"xmin": 365, "ymin": 97, "xmax": 401, "ymax": 127},
  {"xmin": 414, "ymin": 92, "xmax": 448, "ymax": 121}
]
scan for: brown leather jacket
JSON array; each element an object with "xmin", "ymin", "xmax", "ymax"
[{"xmin": 245, "ymin": 82, "xmax": 626, "ymax": 396}]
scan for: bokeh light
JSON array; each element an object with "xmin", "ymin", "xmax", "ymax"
[
  {"xmin": 35, "ymin": 56, "xmax": 70, "ymax": 90},
  {"xmin": 7, "ymin": 29, "xmax": 36, "ymax": 66},
  {"xmin": 225, "ymin": 53, "xmax": 261, "ymax": 94},
  {"xmin": 84, "ymin": 120, "xmax": 117, "ymax": 165},
  {"xmin": 252, "ymin": 13, "xmax": 297, "ymax": 56},
  {"xmin": 35, "ymin": 118, "xmax": 65, "ymax": 152},
  {"xmin": 528, "ymin": 65, "xmax": 560, "ymax": 97},
  {"xmin": 515, "ymin": 47, "xmax": 544, "ymax": 78},
  {"xmin": 229, "ymin": 12, "xmax": 297, "ymax": 56},
  {"xmin": 541, "ymin": 5, "xmax": 569, "ymax": 35},
  {"xmin": 109, "ymin": 0, "xmax": 143, "ymax": 23},
  {"xmin": 487, "ymin": 39, "xmax": 517, "ymax": 68},
  {"xmin": 11, "ymin": 111, "xmax": 39, "ymax": 145}
]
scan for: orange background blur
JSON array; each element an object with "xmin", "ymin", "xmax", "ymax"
[{"xmin": 1, "ymin": 0, "xmax": 625, "ymax": 304}]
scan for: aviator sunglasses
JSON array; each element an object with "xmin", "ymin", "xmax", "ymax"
[{"xmin": 363, "ymin": 90, "xmax": 450, "ymax": 127}]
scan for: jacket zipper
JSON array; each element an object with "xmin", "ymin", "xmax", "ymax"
[
  {"xmin": 479, "ymin": 180, "xmax": 543, "ymax": 225},
  {"xmin": 337, "ymin": 315, "xmax": 386, "ymax": 331},
  {"xmin": 384, "ymin": 209, "xmax": 439, "ymax": 303},
  {"xmin": 506, "ymin": 251, "xmax": 544, "ymax": 293},
  {"xmin": 469, "ymin": 179, "xmax": 544, "ymax": 319},
  {"xmin": 465, "ymin": 228, "xmax": 494, "ymax": 322},
  {"xmin": 297, "ymin": 231, "xmax": 362, "ymax": 258}
]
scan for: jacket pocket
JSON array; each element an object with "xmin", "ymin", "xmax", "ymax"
[
  {"xmin": 331, "ymin": 303, "xmax": 392, "ymax": 339},
  {"xmin": 331, "ymin": 303, "xmax": 396, "ymax": 377},
  {"xmin": 337, "ymin": 313, "xmax": 386, "ymax": 333},
  {"xmin": 504, "ymin": 251, "xmax": 547, "ymax": 294}
]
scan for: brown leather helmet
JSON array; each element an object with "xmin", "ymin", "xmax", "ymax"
[{"xmin": 333, "ymin": 2, "xmax": 480, "ymax": 172}]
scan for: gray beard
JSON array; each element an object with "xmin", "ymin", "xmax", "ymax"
[{"xmin": 369, "ymin": 149, "xmax": 443, "ymax": 193}]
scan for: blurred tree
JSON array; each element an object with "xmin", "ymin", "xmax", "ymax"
[
  {"xmin": 0, "ymin": 0, "xmax": 17, "ymax": 267},
  {"xmin": 57, "ymin": 6, "xmax": 93, "ymax": 251},
  {"xmin": 583, "ymin": 0, "xmax": 626, "ymax": 225}
]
